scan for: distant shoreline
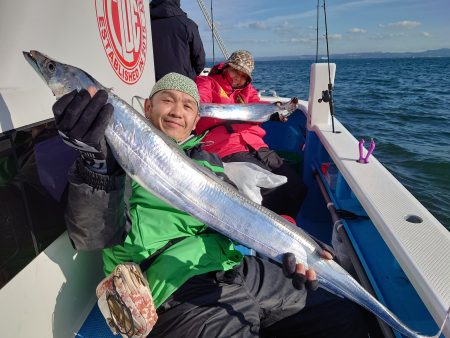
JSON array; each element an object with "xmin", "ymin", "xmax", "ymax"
[{"xmin": 206, "ymin": 48, "xmax": 450, "ymax": 62}]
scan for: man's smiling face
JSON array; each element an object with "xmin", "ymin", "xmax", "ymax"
[{"xmin": 144, "ymin": 90, "xmax": 199, "ymax": 142}]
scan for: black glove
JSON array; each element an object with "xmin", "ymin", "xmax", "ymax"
[
  {"xmin": 311, "ymin": 236, "xmax": 335, "ymax": 259},
  {"xmin": 282, "ymin": 252, "xmax": 319, "ymax": 291},
  {"xmin": 269, "ymin": 112, "xmax": 282, "ymax": 121},
  {"xmin": 52, "ymin": 89, "xmax": 118, "ymax": 174},
  {"xmin": 270, "ymin": 97, "xmax": 298, "ymax": 122}
]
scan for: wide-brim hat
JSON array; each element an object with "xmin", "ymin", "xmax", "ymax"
[{"xmin": 225, "ymin": 50, "xmax": 254, "ymax": 82}]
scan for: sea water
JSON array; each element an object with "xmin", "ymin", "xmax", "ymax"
[{"xmin": 251, "ymin": 57, "xmax": 450, "ymax": 230}]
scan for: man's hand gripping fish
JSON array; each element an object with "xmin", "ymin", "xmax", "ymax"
[{"xmin": 23, "ymin": 50, "xmax": 450, "ymax": 338}]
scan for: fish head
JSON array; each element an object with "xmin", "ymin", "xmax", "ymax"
[{"xmin": 23, "ymin": 50, "xmax": 99, "ymax": 98}]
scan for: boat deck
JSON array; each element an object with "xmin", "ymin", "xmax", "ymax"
[{"xmin": 76, "ymin": 304, "xmax": 113, "ymax": 338}]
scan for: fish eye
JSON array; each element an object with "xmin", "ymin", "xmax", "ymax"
[{"xmin": 47, "ymin": 62, "xmax": 56, "ymax": 72}]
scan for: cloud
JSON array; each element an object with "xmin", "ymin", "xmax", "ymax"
[
  {"xmin": 274, "ymin": 21, "xmax": 292, "ymax": 33},
  {"xmin": 333, "ymin": 0, "xmax": 395, "ymax": 11},
  {"xmin": 249, "ymin": 21, "xmax": 269, "ymax": 30},
  {"xmin": 384, "ymin": 21, "xmax": 422, "ymax": 29},
  {"xmin": 200, "ymin": 21, "xmax": 224, "ymax": 33},
  {"xmin": 281, "ymin": 37, "xmax": 314, "ymax": 43},
  {"xmin": 269, "ymin": 0, "xmax": 393, "ymax": 21},
  {"xmin": 326, "ymin": 33, "xmax": 344, "ymax": 40},
  {"xmin": 349, "ymin": 28, "xmax": 367, "ymax": 34},
  {"xmin": 370, "ymin": 32, "xmax": 406, "ymax": 40},
  {"xmin": 226, "ymin": 38, "xmax": 271, "ymax": 44},
  {"xmin": 422, "ymin": 31, "xmax": 432, "ymax": 37},
  {"xmin": 387, "ymin": 32, "xmax": 406, "ymax": 37}
]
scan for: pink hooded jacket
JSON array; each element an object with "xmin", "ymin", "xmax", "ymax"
[{"xmin": 195, "ymin": 63, "xmax": 268, "ymax": 158}]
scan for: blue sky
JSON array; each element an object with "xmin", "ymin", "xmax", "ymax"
[{"xmin": 181, "ymin": 0, "xmax": 450, "ymax": 58}]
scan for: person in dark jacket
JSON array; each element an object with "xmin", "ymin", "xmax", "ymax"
[
  {"xmin": 53, "ymin": 73, "xmax": 368, "ymax": 337},
  {"xmin": 150, "ymin": 0, "xmax": 205, "ymax": 80}
]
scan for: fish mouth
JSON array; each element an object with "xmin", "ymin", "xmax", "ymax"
[
  {"xmin": 23, "ymin": 50, "xmax": 48, "ymax": 85},
  {"xmin": 23, "ymin": 50, "xmax": 38, "ymax": 69}
]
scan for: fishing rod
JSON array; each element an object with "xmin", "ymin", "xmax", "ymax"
[
  {"xmin": 319, "ymin": 0, "xmax": 337, "ymax": 133},
  {"xmin": 210, "ymin": 0, "xmax": 215, "ymax": 64},
  {"xmin": 315, "ymin": 0, "xmax": 320, "ymax": 63}
]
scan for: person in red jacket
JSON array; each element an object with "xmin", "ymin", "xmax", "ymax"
[{"xmin": 195, "ymin": 50, "xmax": 307, "ymax": 218}]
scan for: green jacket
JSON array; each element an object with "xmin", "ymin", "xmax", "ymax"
[{"xmin": 101, "ymin": 135, "xmax": 243, "ymax": 308}]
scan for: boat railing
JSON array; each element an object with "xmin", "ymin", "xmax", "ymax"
[{"xmin": 305, "ymin": 63, "xmax": 450, "ymax": 336}]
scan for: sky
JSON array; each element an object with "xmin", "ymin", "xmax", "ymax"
[{"xmin": 181, "ymin": 0, "xmax": 450, "ymax": 58}]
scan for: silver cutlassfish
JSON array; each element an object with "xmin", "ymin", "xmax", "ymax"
[
  {"xmin": 23, "ymin": 50, "xmax": 449, "ymax": 338},
  {"xmin": 200, "ymin": 99, "xmax": 298, "ymax": 122}
]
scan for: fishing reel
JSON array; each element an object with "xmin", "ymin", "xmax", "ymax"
[{"xmin": 318, "ymin": 89, "xmax": 331, "ymax": 103}]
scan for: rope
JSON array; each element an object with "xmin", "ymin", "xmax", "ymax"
[{"xmin": 196, "ymin": 0, "xmax": 230, "ymax": 59}]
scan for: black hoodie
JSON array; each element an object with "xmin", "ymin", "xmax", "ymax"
[{"xmin": 150, "ymin": 0, "xmax": 205, "ymax": 80}]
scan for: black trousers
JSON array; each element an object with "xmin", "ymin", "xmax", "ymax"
[
  {"xmin": 149, "ymin": 256, "xmax": 368, "ymax": 338},
  {"xmin": 222, "ymin": 149, "xmax": 308, "ymax": 219}
]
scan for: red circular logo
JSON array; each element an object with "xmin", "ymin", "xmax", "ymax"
[{"xmin": 95, "ymin": 0, "xmax": 147, "ymax": 84}]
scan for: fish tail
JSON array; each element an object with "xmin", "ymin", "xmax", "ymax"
[
  {"xmin": 370, "ymin": 299, "xmax": 450, "ymax": 338},
  {"xmin": 425, "ymin": 306, "xmax": 450, "ymax": 338},
  {"xmin": 321, "ymin": 273, "xmax": 450, "ymax": 338}
]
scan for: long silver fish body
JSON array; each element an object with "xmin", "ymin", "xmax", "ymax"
[
  {"xmin": 23, "ymin": 50, "xmax": 448, "ymax": 338},
  {"xmin": 200, "ymin": 100, "xmax": 298, "ymax": 122}
]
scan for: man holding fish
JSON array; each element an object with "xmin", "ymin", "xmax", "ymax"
[{"xmin": 54, "ymin": 72, "xmax": 367, "ymax": 337}]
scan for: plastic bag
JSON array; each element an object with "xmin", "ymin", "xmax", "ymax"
[{"xmin": 223, "ymin": 161, "xmax": 287, "ymax": 204}]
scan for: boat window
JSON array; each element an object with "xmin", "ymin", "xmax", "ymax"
[{"xmin": 0, "ymin": 122, "xmax": 78, "ymax": 289}]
